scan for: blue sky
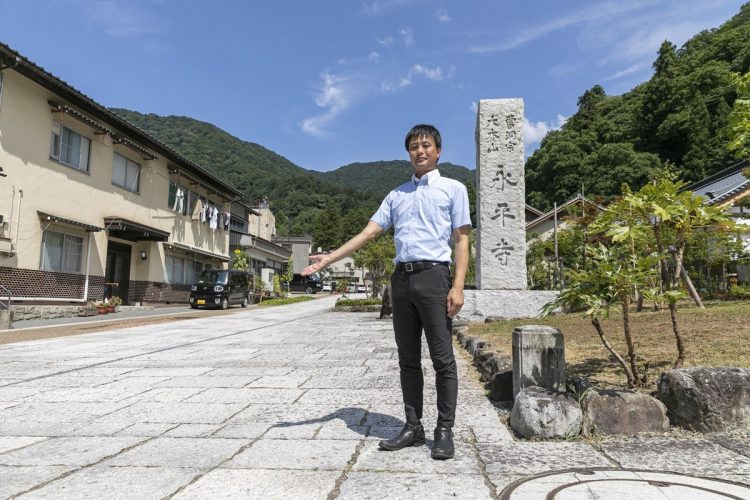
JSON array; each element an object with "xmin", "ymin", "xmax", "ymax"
[{"xmin": 2, "ymin": 0, "xmax": 746, "ymax": 172}]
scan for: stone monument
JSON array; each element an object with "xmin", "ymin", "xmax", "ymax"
[{"xmin": 457, "ymin": 99, "xmax": 558, "ymax": 321}]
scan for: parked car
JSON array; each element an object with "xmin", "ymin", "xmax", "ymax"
[
  {"xmin": 357, "ymin": 284, "xmax": 367, "ymax": 293},
  {"xmin": 189, "ymin": 269, "xmax": 250, "ymax": 310},
  {"xmin": 287, "ymin": 273, "xmax": 323, "ymax": 294},
  {"xmin": 322, "ymin": 283, "xmax": 332, "ymax": 292},
  {"xmin": 346, "ymin": 282, "xmax": 357, "ymax": 293}
]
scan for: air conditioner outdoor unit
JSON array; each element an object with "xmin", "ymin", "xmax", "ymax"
[{"xmin": 0, "ymin": 237, "xmax": 14, "ymax": 255}]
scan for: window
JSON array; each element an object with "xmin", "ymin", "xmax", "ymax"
[
  {"xmin": 165, "ymin": 255, "xmax": 209, "ymax": 284},
  {"xmin": 168, "ymin": 181, "xmax": 187, "ymax": 215},
  {"xmin": 112, "ymin": 153, "xmax": 141, "ymax": 192},
  {"xmin": 50, "ymin": 122, "xmax": 90, "ymax": 172},
  {"xmin": 40, "ymin": 230, "xmax": 83, "ymax": 273},
  {"xmin": 165, "ymin": 254, "xmax": 185, "ymax": 284}
]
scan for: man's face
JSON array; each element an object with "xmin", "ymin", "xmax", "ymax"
[{"xmin": 407, "ymin": 134, "xmax": 441, "ymax": 176}]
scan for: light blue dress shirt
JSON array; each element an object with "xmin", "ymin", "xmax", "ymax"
[{"xmin": 370, "ymin": 169, "xmax": 471, "ymax": 264}]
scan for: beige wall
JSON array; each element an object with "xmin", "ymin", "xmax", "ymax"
[
  {"xmin": 0, "ymin": 70, "xmax": 231, "ymax": 285},
  {"xmin": 247, "ymin": 207, "xmax": 276, "ymax": 240}
]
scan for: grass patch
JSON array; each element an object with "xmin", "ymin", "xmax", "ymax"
[
  {"xmin": 257, "ymin": 296, "xmax": 315, "ymax": 307},
  {"xmin": 470, "ymin": 300, "xmax": 750, "ymax": 389},
  {"xmin": 335, "ymin": 298, "xmax": 382, "ymax": 307}
]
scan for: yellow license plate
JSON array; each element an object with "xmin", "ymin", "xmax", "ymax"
[{"xmin": 196, "ymin": 299, "xmax": 205, "ymax": 305}]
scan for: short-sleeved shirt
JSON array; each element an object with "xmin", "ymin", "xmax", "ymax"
[{"xmin": 370, "ymin": 169, "xmax": 471, "ymax": 264}]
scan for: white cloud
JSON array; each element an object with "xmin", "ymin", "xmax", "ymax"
[
  {"xmin": 470, "ymin": 101, "xmax": 478, "ymax": 113},
  {"xmin": 604, "ymin": 62, "xmax": 648, "ymax": 81},
  {"xmin": 301, "ymin": 73, "xmax": 355, "ymax": 137},
  {"xmin": 434, "ymin": 8, "xmax": 450, "ymax": 23},
  {"xmin": 381, "ymin": 63, "xmax": 445, "ymax": 92},
  {"xmin": 376, "ymin": 35, "xmax": 394, "ymax": 47},
  {"xmin": 369, "ymin": 51, "xmax": 381, "ymax": 63},
  {"xmin": 468, "ymin": 0, "xmax": 654, "ymax": 53},
  {"xmin": 361, "ymin": 0, "xmax": 417, "ymax": 16},
  {"xmin": 400, "ymin": 28, "xmax": 414, "ymax": 46},
  {"xmin": 85, "ymin": 0, "xmax": 162, "ymax": 38},
  {"xmin": 523, "ymin": 115, "xmax": 567, "ymax": 146}
]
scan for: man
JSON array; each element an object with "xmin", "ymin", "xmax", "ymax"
[{"xmin": 302, "ymin": 124, "xmax": 471, "ymax": 460}]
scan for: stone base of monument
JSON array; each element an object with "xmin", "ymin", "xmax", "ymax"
[{"xmin": 457, "ymin": 290, "xmax": 559, "ymax": 322}]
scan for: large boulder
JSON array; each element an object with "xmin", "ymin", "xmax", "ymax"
[
  {"xmin": 657, "ymin": 367, "xmax": 750, "ymax": 432},
  {"xmin": 510, "ymin": 386, "xmax": 582, "ymax": 439},
  {"xmin": 581, "ymin": 389, "xmax": 670, "ymax": 437}
]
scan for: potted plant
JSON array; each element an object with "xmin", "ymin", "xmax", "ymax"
[
  {"xmin": 94, "ymin": 301, "xmax": 108, "ymax": 314},
  {"xmin": 110, "ymin": 296, "xmax": 123, "ymax": 312}
]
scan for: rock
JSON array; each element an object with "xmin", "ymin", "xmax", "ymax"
[
  {"xmin": 475, "ymin": 352, "xmax": 511, "ymax": 381},
  {"xmin": 467, "ymin": 337, "xmax": 488, "ymax": 356},
  {"xmin": 657, "ymin": 367, "xmax": 750, "ymax": 432},
  {"xmin": 510, "ymin": 386, "xmax": 582, "ymax": 439},
  {"xmin": 485, "ymin": 315, "xmax": 504, "ymax": 323},
  {"xmin": 581, "ymin": 389, "xmax": 670, "ymax": 437}
]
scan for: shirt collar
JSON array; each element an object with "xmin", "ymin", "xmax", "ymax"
[{"xmin": 412, "ymin": 168, "xmax": 441, "ymax": 186}]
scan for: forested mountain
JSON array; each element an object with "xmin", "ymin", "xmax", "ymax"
[
  {"xmin": 317, "ymin": 160, "xmax": 474, "ymax": 200},
  {"xmin": 526, "ymin": 2, "xmax": 750, "ymax": 211},
  {"xmin": 109, "ymin": 109, "xmax": 474, "ymax": 248}
]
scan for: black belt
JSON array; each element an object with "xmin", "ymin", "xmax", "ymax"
[{"xmin": 395, "ymin": 261, "xmax": 448, "ymax": 273}]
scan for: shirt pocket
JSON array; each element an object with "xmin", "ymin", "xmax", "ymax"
[{"xmin": 419, "ymin": 190, "xmax": 451, "ymax": 223}]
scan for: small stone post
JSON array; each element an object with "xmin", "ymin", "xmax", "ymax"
[
  {"xmin": 512, "ymin": 325, "xmax": 565, "ymax": 398},
  {"xmin": 0, "ymin": 309, "xmax": 13, "ymax": 330}
]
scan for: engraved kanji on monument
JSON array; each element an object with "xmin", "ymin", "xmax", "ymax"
[{"xmin": 476, "ymin": 99, "xmax": 527, "ymax": 290}]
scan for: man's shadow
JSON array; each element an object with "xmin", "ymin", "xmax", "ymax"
[{"xmin": 272, "ymin": 407, "xmax": 404, "ymax": 439}]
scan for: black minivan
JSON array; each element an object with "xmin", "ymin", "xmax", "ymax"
[
  {"xmin": 287, "ymin": 273, "xmax": 323, "ymax": 294},
  {"xmin": 189, "ymin": 269, "xmax": 250, "ymax": 309}
]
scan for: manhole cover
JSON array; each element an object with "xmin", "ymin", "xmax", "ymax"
[{"xmin": 499, "ymin": 468, "xmax": 750, "ymax": 499}]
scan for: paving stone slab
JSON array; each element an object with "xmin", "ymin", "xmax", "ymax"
[
  {"xmin": 479, "ymin": 441, "xmax": 612, "ymax": 476},
  {"xmin": 497, "ymin": 469, "xmax": 750, "ymax": 500},
  {"xmin": 338, "ymin": 471, "xmax": 493, "ymax": 499},
  {"xmin": 711, "ymin": 436, "xmax": 750, "ymax": 459},
  {"xmin": 184, "ymin": 387, "xmax": 303, "ymax": 404},
  {"xmin": 98, "ymin": 401, "xmax": 247, "ymax": 424},
  {"xmin": 0, "ymin": 436, "xmax": 145, "ymax": 466},
  {"xmin": 0, "ymin": 420, "xmax": 82, "ymax": 437},
  {"xmin": 224, "ymin": 438, "xmax": 358, "ymax": 470},
  {"xmin": 20, "ymin": 465, "xmax": 201, "ymax": 499},
  {"xmin": 316, "ymin": 421, "xmax": 370, "ymax": 441},
  {"xmin": 264, "ymin": 422, "xmax": 323, "ymax": 439},
  {"xmin": 229, "ymin": 403, "xmax": 368, "ymax": 426},
  {"xmin": 245, "ymin": 375, "xmax": 311, "ymax": 388},
  {"xmin": 352, "ymin": 440, "xmax": 481, "ymax": 475},
  {"xmin": 0, "ymin": 465, "xmax": 71, "ymax": 498},
  {"xmin": 0, "ymin": 436, "xmax": 48, "ymax": 454},
  {"xmin": 104, "ymin": 437, "xmax": 247, "ymax": 468},
  {"xmin": 601, "ymin": 437, "xmax": 750, "ymax": 476},
  {"xmin": 174, "ymin": 468, "xmax": 340, "ymax": 499},
  {"xmin": 122, "ymin": 387, "xmax": 207, "ymax": 402},
  {"xmin": 163, "ymin": 424, "xmax": 227, "ymax": 438},
  {"xmin": 211, "ymin": 422, "xmax": 271, "ymax": 439},
  {"xmin": 114, "ymin": 422, "xmax": 179, "ymax": 437},
  {"xmin": 153, "ymin": 376, "xmax": 260, "ymax": 388}
]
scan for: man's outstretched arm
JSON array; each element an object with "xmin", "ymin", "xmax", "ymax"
[{"xmin": 301, "ymin": 221, "xmax": 384, "ymax": 276}]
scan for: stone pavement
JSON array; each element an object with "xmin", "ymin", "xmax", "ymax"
[{"xmin": 0, "ymin": 297, "xmax": 748, "ymax": 499}]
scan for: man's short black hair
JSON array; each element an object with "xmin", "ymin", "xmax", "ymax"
[{"xmin": 404, "ymin": 124, "xmax": 442, "ymax": 150}]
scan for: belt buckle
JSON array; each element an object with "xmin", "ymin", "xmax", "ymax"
[{"xmin": 404, "ymin": 262, "xmax": 414, "ymax": 272}]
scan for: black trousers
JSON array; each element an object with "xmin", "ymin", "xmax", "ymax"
[{"xmin": 390, "ymin": 264, "xmax": 457, "ymax": 428}]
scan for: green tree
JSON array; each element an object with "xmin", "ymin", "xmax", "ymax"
[
  {"xmin": 352, "ymin": 233, "xmax": 395, "ymax": 298},
  {"xmin": 725, "ymin": 71, "xmax": 750, "ymax": 159}
]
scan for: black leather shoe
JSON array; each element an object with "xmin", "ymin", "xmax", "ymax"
[
  {"xmin": 431, "ymin": 426, "xmax": 454, "ymax": 460},
  {"xmin": 378, "ymin": 422, "xmax": 426, "ymax": 451}
]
